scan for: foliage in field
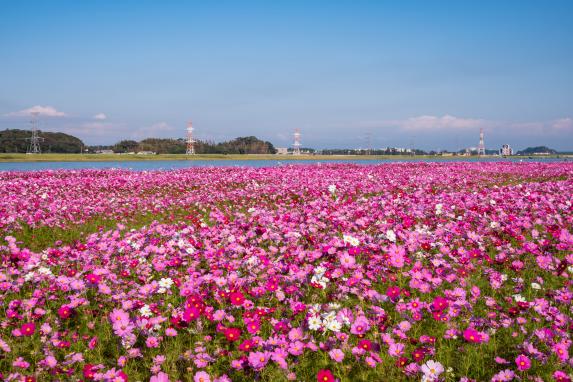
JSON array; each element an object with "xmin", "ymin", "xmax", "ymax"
[{"xmin": 0, "ymin": 163, "xmax": 572, "ymax": 382}]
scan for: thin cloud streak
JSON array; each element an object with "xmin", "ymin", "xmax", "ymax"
[{"xmin": 4, "ymin": 105, "xmax": 67, "ymax": 117}]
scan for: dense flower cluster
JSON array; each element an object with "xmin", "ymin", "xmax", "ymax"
[{"xmin": 0, "ymin": 163, "xmax": 572, "ymax": 381}]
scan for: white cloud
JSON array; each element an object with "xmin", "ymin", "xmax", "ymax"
[
  {"xmin": 400, "ymin": 114, "xmax": 489, "ymax": 131},
  {"xmin": 93, "ymin": 113, "xmax": 107, "ymax": 120},
  {"xmin": 552, "ymin": 117, "xmax": 573, "ymax": 131},
  {"xmin": 131, "ymin": 122, "xmax": 176, "ymax": 139},
  {"xmin": 5, "ymin": 105, "xmax": 66, "ymax": 117}
]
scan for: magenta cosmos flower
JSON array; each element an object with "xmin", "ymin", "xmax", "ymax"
[
  {"xmin": 515, "ymin": 354, "xmax": 531, "ymax": 371},
  {"xmin": 317, "ymin": 369, "xmax": 335, "ymax": 382},
  {"xmin": 20, "ymin": 323, "xmax": 35, "ymax": 337}
]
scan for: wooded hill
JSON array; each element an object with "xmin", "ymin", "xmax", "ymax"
[{"xmin": 0, "ymin": 129, "xmax": 84, "ymax": 153}]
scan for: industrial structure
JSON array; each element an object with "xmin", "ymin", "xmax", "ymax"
[
  {"xmin": 26, "ymin": 112, "xmax": 43, "ymax": 154},
  {"xmin": 186, "ymin": 121, "xmax": 195, "ymax": 155},
  {"xmin": 293, "ymin": 128, "xmax": 301, "ymax": 156},
  {"xmin": 275, "ymin": 147, "xmax": 288, "ymax": 155},
  {"xmin": 500, "ymin": 144, "xmax": 513, "ymax": 156},
  {"xmin": 477, "ymin": 128, "xmax": 486, "ymax": 156}
]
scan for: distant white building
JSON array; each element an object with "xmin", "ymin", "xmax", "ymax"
[
  {"xmin": 500, "ymin": 144, "xmax": 513, "ymax": 156},
  {"xmin": 96, "ymin": 149, "xmax": 114, "ymax": 154},
  {"xmin": 276, "ymin": 147, "xmax": 288, "ymax": 155}
]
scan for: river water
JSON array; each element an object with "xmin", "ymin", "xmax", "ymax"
[{"xmin": 0, "ymin": 157, "xmax": 568, "ymax": 172}]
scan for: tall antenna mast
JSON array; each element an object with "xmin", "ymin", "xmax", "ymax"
[
  {"xmin": 27, "ymin": 112, "xmax": 43, "ymax": 154},
  {"xmin": 477, "ymin": 128, "xmax": 486, "ymax": 156},
  {"xmin": 186, "ymin": 121, "xmax": 195, "ymax": 155},
  {"xmin": 293, "ymin": 128, "xmax": 301, "ymax": 156}
]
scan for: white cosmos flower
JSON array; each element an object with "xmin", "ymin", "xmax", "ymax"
[
  {"xmin": 308, "ymin": 316, "xmax": 322, "ymax": 330},
  {"xmin": 324, "ymin": 317, "xmax": 342, "ymax": 332},
  {"xmin": 314, "ymin": 266, "xmax": 327, "ymax": 276},
  {"xmin": 386, "ymin": 229, "xmax": 396, "ymax": 242},
  {"xmin": 343, "ymin": 234, "xmax": 360, "ymax": 247},
  {"xmin": 530, "ymin": 282, "xmax": 541, "ymax": 290},
  {"xmin": 310, "ymin": 274, "xmax": 329, "ymax": 289},
  {"xmin": 139, "ymin": 305, "xmax": 152, "ymax": 317},
  {"xmin": 328, "ymin": 302, "xmax": 341, "ymax": 310},
  {"xmin": 328, "ymin": 184, "xmax": 337, "ymax": 194},
  {"xmin": 158, "ymin": 277, "xmax": 173, "ymax": 289},
  {"xmin": 435, "ymin": 203, "xmax": 443, "ymax": 215},
  {"xmin": 421, "ymin": 360, "xmax": 444, "ymax": 380}
]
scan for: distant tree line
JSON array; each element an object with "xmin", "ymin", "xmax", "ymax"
[
  {"xmin": 319, "ymin": 148, "xmax": 427, "ymax": 155},
  {"xmin": 0, "ymin": 129, "xmax": 84, "ymax": 153},
  {"xmin": 109, "ymin": 136, "xmax": 277, "ymax": 154},
  {"xmin": 516, "ymin": 146, "xmax": 557, "ymax": 155}
]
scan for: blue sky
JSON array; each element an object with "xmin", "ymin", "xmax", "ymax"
[{"xmin": 1, "ymin": 0, "xmax": 572, "ymax": 150}]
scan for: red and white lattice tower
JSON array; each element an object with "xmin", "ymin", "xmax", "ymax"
[
  {"xmin": 26, "ymin": 112, "xmax": 43, "ymax": 154},
  {"xmin": 293, "ymin": 128, "xmax": 301, "ymax": 155},
  {"xmin": 186, "ymin": 121, "xmax": 195, "ymax": 155},
  {"xmin": 477, "ymin": 128, "xmax": 486, "ymax": 156}
]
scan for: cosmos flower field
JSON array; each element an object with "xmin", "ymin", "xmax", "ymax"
[{"xmin": 1, "ymin": 163, "xmax": 572, "ymax": 382}]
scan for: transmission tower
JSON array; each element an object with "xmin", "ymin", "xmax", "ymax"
[
  {"xmin": 477, "ymin": 128, "xmax": 486, "ymax": 156},
  {"xmin": 186, "ymin": 121, "xmax": 195, "ymax": 155},
  {"xmin": 26, "ymin": 112, "xmax": 43, "ymax": 154},
  {"xmin": 293, "ymin": 128, "xmax": 301, "ymax": 155},
  {"xmin": 364, "ymin": 131, "xmax": 372, "ymax": 155}
]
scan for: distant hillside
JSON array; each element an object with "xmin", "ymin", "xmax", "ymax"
[
  {"xmin": 0, "ymin": 129, "xmax": 84, "ymax": 153},
  {"xmin": 516, "ymin": 146, "xmax": 557, "ymax": 155}
]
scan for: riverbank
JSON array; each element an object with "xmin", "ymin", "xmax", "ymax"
[{"xmin": 1, "ymin": 153, "xmax": 570, "ymax": 162}]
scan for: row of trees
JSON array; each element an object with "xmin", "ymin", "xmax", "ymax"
[
  {"xmin": 320, "ymin": 148, "xmax": 427, "ymax": 155},
  {"xmin": 110, "ymin": 136, "xmax": 277, "ymax": 154},
  {"xmin": 0, "ymin": 129, "xmax": 84, "ymax": 153},
  {"xmin": 0, "ymin": 129, "xmax": 277, "ymax": 154}
]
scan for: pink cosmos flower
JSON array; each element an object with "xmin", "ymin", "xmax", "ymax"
[
  {"xmin": 340, "ymin": 253, "xmax": 355, "ymax": 268},
  {"xmin": 386, "ymin": 286, "xmax": 401, "ymax": 300},
  {"xmin": 44, "ymin": 355, "xmax": 57, "ymax": 368},
  {"xmin": 317, "ymin": 369, "xmax": 335, "ymax": 382},
  {"xmin": 431, "ymin": 296, "xmax": 449, "ymax": 311},
  {"xmin": 146, "ymin": 336, "xmax": 160, "ymax": 348},
  {"xmin": 491, "ymin": 369, "xmax": 515, "ymax": 382},
  {"xmin": 150, "ymin": 372, "xmax": 170, "ymax": 382},
  {"xmin": 463, "ymin": 328, "xmax": 483, "ymax": 343},
  {"xmin": 515, "ymin": 354, "xmax": 531, "ymax": 371},
  {"xmin": 388, "ymin": 342, "xmax": 405, "ymax": 357},
  {"xmin": 248, "ymin": 351, "xmax": 270, "ymax": 370},
  {"xmin": 229, "ymin": 292, "xmax": 245, "ymax": 306},
  {"xmin": 224, "ymin": 327, "xmax": 241, "ymax": 342},
  {"xmin": 84, "ymin": 273, "xmax": 101, "ymax": 285},
  {"xmin": 288, "ymin": 341, "xmax": 305, "ymax": 356},
  {"xmin": 57, "ymin": 305, "xmax": 73, "ymax": 319},
  {"xmin": 350, "ymin": 316, "xmax": 370, "ymax": 336},
  {"xmin": 183, "ymin": 306, "xmax": 201, "ymax": 322},
  {"xmin": 245, "ymin": 319, "xmax": 261, "ymax": 334},
  {"xmin": 388, "ymin": 244, "xmax": 406, "ymax": 268},
  {"xmin": 109, "ymin": 309, "xmax": 130, "ymax": 325},
  {"xmin": 553, "ymin": 370, "xmax": 571, "ymax": 382},
  {"xmin": 194, "ymin": 371, "xmax": 211, "ymax": 382},
  {"xmin": 329, "ymin": 348, "xmax": 345, "ymax": 362},
  {"xmin": 13, "ymin": 356, "xmax": 30, "ymax": 369},
  {"xmin": 165, "ymin": 327, "xmax": 177, "ymax": 337}
]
